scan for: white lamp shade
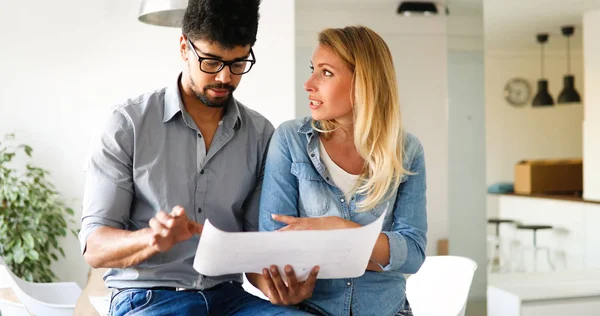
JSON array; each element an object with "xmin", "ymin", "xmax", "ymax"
[{"xmin": 138, "ymin": 0, "xmax": 189, "ymax": 27}]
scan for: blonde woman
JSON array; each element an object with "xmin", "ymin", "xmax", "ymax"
[{"xmin": 250, "ymin": 26, "xmax": 427, "ymax": 316}]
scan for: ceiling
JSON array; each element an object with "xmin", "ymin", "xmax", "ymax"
[
  {"xmin": 298, "ymin": 0, "xmax": 600, "ymax": 51},
  {"xmin": 485, "ymin": 0, "xmax": 600, "ymax": 51}
]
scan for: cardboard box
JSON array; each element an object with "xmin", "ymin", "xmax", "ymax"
[
  {"xmin": 437, "ymin": 239, "xmax": 448, "ymax": 256},
  {"xmin": 514, "ymin": 159, "xmax": 583, "ymax": 194}
]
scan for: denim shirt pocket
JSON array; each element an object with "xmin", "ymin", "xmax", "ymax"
[
  {"xmin": 291, "ymin": 162, "xmax": 330, "ymax": 216},
  {"xmin": 363, "ymin": 173, "xmax": 409, "ymax": 220}
]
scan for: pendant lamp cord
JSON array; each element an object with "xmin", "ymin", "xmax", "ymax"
[
  {"xmin": 541, "ymin": 43, "xmax": 545, "ymax": 79},
  {"xmin": 567, "ymin": 36, "xmax": 571, "ymax": 75}
]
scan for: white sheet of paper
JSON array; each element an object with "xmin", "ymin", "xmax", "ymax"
[{"xmin": 193, "ymin": 208, "xmax": 388, "ymax": 281}]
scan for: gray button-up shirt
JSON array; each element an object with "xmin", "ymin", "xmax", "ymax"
[{"xmin": 79, "ymin": 75, "xmax": 274, "ymax": 290}]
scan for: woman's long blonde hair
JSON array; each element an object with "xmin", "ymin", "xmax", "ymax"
[{"xmin": 314, "ymin": 25, "xmax": 407, "ymax": 212}]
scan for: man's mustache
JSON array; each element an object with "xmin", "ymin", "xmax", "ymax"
[{"xmin": 204, "ymin": 84, "xmax": 235, "ymax": 92}]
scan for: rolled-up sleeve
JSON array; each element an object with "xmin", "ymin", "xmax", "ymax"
[
  {"xmin": 258, "ymin": 127, "xmax": 299, "ymax": 232},
  {"xmin": 381, "ymin": 144, "xmax": 427, "ymax": 273},
  {"xmin": 79, "ymin": 108, "xmax": 135, "ymax": 254}
]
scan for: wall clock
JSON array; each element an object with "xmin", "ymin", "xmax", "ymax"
[{"xmin": 503, "ymin": 78, "xmax": 531, "ymax": 107}]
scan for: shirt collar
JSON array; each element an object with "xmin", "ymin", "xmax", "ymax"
[
  {"xmin": 163, "ymin": 74, "xmax": 185, "ymax": 123},
  {"xmin": 163, "ymin": 73, "xmax": 242, "ymax": 130},
  {"xmin": 298, "ymin": 117, "xmax": 317, "ymax": 135}
]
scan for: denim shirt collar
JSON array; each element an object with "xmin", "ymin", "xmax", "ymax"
[
  {"xmin": 297, "ymin": 117, "xmax": 332, "ymax": 183},
  {"xmin": 297, "ymin": 117, "xmax": 315, "ymax": 135}
]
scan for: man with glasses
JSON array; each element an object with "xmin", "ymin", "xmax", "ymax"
[{"xmin": 79, "ymin": 0, "xmax": 312, "ymax": 315}]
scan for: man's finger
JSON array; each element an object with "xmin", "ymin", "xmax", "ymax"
[
  {"xmin": 284, "ymin": 265, "xmax": 299, "ymax": 297},
  {"xmin": 262, "ymin": 268, "xmax": 281, "ymax": 304},
  {"xmin": 302, "ymin": 266, "xmax": 320, "ymax": 294},
  {"xmin": 190, "ymin": 221, "xmax": 204, "ymax": 235},
  {"xmin": 156, "ymin": 211, "xmax": 174, "ymax": 227},
  {"xmin": 171, "ymin": 205, "xmax": 185, "ymax": 217},
  {"xmin": 269, "ymin": 265, "xmax": 290, "ymax": 304},
  {"xmin": 149, "ymin": 217, "xmax": 167, "ymax": 234}
]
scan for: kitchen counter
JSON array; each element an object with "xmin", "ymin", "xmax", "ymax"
[
  {"xmin": 490, "ymin": 193, "xmax": 600, "ymax": 271},
  {"xmin": 489, "ymin": 192, "xmax": 600, "ymax": 204}
]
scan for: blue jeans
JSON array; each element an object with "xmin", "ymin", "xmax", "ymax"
[{"xmin": 109, "ymin": 281, "xmax": 312, "ymax": 316}]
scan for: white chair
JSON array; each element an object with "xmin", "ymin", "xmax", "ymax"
[
  {"xmin": 0, "ymin": 258, "xmax": 82, "ymax": 316},
  {"xmin": 0, "ymin": 261, "xmax": 29, "ymax": 315},
  {"xmin": 0, "ymin": 293, "xmax": 30, "ymax": 316},
  {"xmin": 406, "ymin": 256, "xmax": 478, "ymax": 316}
]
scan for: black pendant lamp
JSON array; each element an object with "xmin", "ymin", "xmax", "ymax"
[
  {"xmin": 557, "ymin": 26, "xmax": 581, "ymax": 104},
  {"xmin": 397, "ymin": 1, "xmax": 448, "ymax": 16},
  {"xmin": 532, "ymin": 33, "xmax": 554, "ymax": 107}
]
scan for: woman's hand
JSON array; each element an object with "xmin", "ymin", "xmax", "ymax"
[{"xmin": 272, "ymin": 214, "xmax": 361, "ymax": 231}]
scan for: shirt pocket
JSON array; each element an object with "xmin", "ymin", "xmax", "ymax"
[
  {"xmin": 291, "ymin": 162, "xmax": 330, "ymax": 216},
  {"xmin": 366, "ymin": 173, "xmax": 410, "ymax": 219}
]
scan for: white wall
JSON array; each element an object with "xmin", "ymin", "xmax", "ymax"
[
  {"xmin": 0, "ymin": 0, "xmax": 295, "ymax": 286},
  {"xmin": 443, "ymin": 3, "xmax": 490, "ymax": 307},
  {"xmin": 295, "ymin": 0, "xmax": 449, "ymax": 256},
  {"xmin": 485, "ymin": 50, "xmax": 584, "ymax": 221},
  {"xmin": 583, "ymin": 9, "xmax": 600, "ymax": 202},
  {"xmin": 485, "ymin": 51, "xmax": 584, "ymax": 188},
  {"xmin": 448, "ymin": 51, "xmax": 487, "ymax": 302}
]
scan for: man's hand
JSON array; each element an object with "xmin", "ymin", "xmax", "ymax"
[
  {"xmin": 272, "ymin": 215, "xmax": 360, "ymax": 231},
  {"xmin": 149, "ymin": 206, "xmax": 203, "ymax": 252},
  {"xmin": 261, "ymin": 265, "xmax": 319, "ymax": 305}
]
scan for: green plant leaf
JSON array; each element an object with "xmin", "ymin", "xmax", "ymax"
[
  {"xmin": 0, "ymin": 133, "xmax": 78, "ymax": 282},
  {"xmin": 23, "ymin": 145, "xmax": 32, "ymax": 157},
  {"xmin": 13, "ymin": 248, "xmax": 25, "ymax": 264},
  {"xmin": 22, "ymin": 232, "xmax": 35, "ymax": 249}
]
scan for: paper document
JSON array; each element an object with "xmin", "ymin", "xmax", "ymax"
[{"xmin": 193, "ymin": 208, "xmax": 388, "ymax": 281}]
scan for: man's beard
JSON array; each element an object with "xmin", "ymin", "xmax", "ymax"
[{"xmin": 190, "ymin": 76, "xmax": 235, "ymax": 108}]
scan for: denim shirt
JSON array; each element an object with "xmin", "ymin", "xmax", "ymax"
[{"xmin": 259, "ymin": 118, "xmax": 427, "ymax": 316}]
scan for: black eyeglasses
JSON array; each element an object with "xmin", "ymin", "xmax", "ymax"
[{"xmin": 187, "ymin": 38, "xmax": 256, "ymax": 75}]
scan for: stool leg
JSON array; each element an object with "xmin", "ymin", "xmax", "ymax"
[
  {"xmin": 487, "ymin": 238, "xmax": 494, "ymax": 273},
  {"xmin": 506, "ymin": 239, "xmax": 521, "ymax": 272},
  {"xmin": 487, "ymin": 237, "xmax": 500, "ymax": 273},
  {"xmin": 517, "ymin": 242, "xmax": 526, "ymax": 272},
  {"xmin": 493, "ymin": 224, "xmax": 501, "ymax": 272},
  {"xmin": 545, "ymin": 248, "xmax": 556, "ymax": 270},
  {"xmin": 533, "ymin": 230, "xmax": 538, "ymax": 272}
]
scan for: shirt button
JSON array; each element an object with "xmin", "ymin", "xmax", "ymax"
[
  {"xmin": 197, "ymin": 133, "xmax": 202, "ymax": 138},
  {"xmin": 341, "ymin": 198, "xmax": 345, "ymax": 203},
  {"xmin": 218, "ymin": 121, "xmax": 223, "ymax": 126},
  {"xmin": 310, "ymin": 153, "xmax": 315, "ymax": 157},
  {"xmin": 347, "ymin": 282, "xmax": 351, "ymax": 286},
  {"xmin": 197, "ymin": 207, "xmax": 202, "ymax": 213},
  {"xmin": 200, "ymin": 170, "xmax": 205, "ymax": 175}
]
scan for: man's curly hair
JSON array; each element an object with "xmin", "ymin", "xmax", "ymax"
[{"xmin": 182, "ymin": 0, "xmax": 261, "ymax": 49}]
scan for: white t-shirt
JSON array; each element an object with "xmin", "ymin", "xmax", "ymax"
[{"xmin": 319, "ymin": 141, "xmax": 360, "ymax": 201}]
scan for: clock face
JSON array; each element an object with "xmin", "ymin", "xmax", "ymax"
[{"xmin": 504, "ymin": 78, "xmax": 531, "ymax": 106}]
